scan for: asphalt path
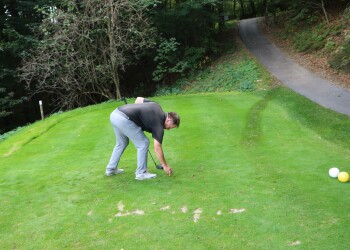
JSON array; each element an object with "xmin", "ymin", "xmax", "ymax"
[{"xmin": 239, "ymin": 18, "xmax": 350, "ymax": 116}]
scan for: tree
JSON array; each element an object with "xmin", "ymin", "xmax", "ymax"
[
  {"xmin": 0, "ymin": 87, "xmax": 26, "ymax": 118},
  {"xmin": 248, "ymin": 0, "xmax": 256, "ymax": 17},
  {"xmin": 238, "ymin": 0, "xmax": 246, "ymax": 18},
  {"xmin": 233, "ymin": 0, "xmax": 237, "ymax": 18},
  {"xmin": 301, "ymin": 0, "xmax": 329, "ymax": 24},
  {"xmin": 21, "ymin": 0, "xmax": 156, "ymax": 110},
  {"xmin": 218, "ymin": 0, "xmax": 225, "ymax": 30},
  {"xmin": 0, "ymin": 0, "xmax": 51, "ymax": 133}
]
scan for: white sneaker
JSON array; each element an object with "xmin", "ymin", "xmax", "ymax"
[
  {"xmin": 135, "ymin": 172, "xmax": 157, "ymax": 180},
  {"xmin": 105, "ymin": 168, "xmax": 124, "ymax": 176}
]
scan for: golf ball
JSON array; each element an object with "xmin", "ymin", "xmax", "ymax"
[
  {"xmin": 328, "ymin": 167, "xmax": 340, "ymax": 178},
  {"xmin": 338, "ymin": 172, "xmax": 349, "ymax": 183}
]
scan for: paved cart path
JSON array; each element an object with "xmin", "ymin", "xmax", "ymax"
[{"xmin": 239, "ymin": 18, "xmax": 350, "ymax": 116}]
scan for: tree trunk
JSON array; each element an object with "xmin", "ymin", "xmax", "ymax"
[
  {"xmin": 106, "ymin": 0, "xmax": 121, "ymax": 100},
  {"xmin": 264, "ymin": 0, "xmax": 269, "ymax": 25},
  {"xmin": 218, "ymin": 0, "xmax": 225, "ymax": 31},
  {"xmin": 271, "ymin": 0, "xmax": 276, "ymax": 24},
  {"xmin": 320, "ymin": 0, "xmax": 329, "ymax": 24},
  {"xmin": 238, "ymin": 0, "xmax": 245, "ymax": 19},
  {"xmin": 114, "ymin": 71, "xmax": 121, "ymax": 100},
  {"xmin": 233, "ymin": 0, "xmax": 237, "ymax": 19},
  {"xmin": 249, "ymin": 0, "xmax": 256, "ymax": 17}
]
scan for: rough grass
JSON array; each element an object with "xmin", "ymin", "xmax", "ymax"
[{"xmin": 1, "ymin": 89, "xmax": 350, "ymax": 249}]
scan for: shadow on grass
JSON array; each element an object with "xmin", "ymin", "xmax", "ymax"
[
  {"xmin": 271, "ymin": 87, "xmax": 350, "ymax": 149},
  {"xmin": 242, "ymin": 86, "xmax": 350, "ymax": 149}
]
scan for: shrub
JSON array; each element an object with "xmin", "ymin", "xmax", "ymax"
[
  {"xmin": 344, "ymin": 6, "xmax": 350, "ymax": 21},
  {"xmin": 238, "ymin": 80, "xmax": 256, "ymax": 92},
  {"xmin": 292, "ymin": 24, "xmax": 330, "ymax": 52},
  {"xmin": 329, "ymin": 41, "xmax": 350, "ymax": 73},
  {"xmin": 152, "ymin": 37, "xmax": 187, "ymax": 83}
]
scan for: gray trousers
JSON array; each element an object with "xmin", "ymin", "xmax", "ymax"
[{"xmin": 106, "ymin": 109, "xmax": 149, "ymax": 175}]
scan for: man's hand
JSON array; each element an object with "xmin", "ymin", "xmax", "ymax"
[
  {"xmin": 163, "ymin": 165, "xmax": 172, "ymax": 176},
  {"xmin": 135, "ymin": 97, "xmax": 144, "ymax": 103},
  {"xmin": 154, "ymin": 139, "xmax": 173, "ymax": 176}
]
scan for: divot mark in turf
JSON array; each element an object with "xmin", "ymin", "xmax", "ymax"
[
  {"xmin": 288, "ymin": 240, "xmax": 301, "ymax": 246},
  {"xmin": 217, "ymin": 210, "xmax": 222, "ymax": 215},
  {"xmin": 193, "ymin": 208, "xmax": 202, "ymax": 223},
  {"xmin": 115, "ymin": 209, "xmax": 144, "ymax": 217},
  {"xmin": 180, "ymin": 206, "xmax": 188, "ymax": 213},
  {"xmin": 87, "ymin": 210, "xmax": 93, "ymax": 216},
  {"xmin": 160, "ymin": 205, "xmax": 170, "ymax": 211},
  {"xmin": 118, "ymin": 201, "xmax": 125, "ymax": 212},
  {"xmin": 115, "ymin": 201, "xmax": 144, "ymax": 217},
  {"xmin": 229, "ymin": 208, "xmax": 245, "ymax": 214}
]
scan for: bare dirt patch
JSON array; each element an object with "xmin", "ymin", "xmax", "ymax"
[
  {"xmin": 288, "ymin": 240, "xmax": 301, "ymax": 246},
  {"xmin": 193, "ymin": 208, "xmax": 203, "ymax": 223},
  {"xmin": 180, "ymin": 206, "xmax": 188, "ymax": 213},
  {"xmin": 229, "ymin": 208, "xmax": 246, "ymax": 214}
]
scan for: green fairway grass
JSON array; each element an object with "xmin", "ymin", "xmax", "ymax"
[{"xmin": 1, "ymin": 88, "xmax": 350, "ymax": 249}]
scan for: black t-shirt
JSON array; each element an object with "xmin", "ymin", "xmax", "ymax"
[{"xmin": 118, "ymin": 102, "xmax": 166, "ymax": 144}]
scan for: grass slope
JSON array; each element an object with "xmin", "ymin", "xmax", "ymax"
[{"xmin": 1, "ymin": 88, "xmax": 350, "ymax": 249}]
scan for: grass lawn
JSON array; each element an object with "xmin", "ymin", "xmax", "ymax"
[{"xmin": 1, "ymin": 87, "xmax": 350, "ymax": 249}]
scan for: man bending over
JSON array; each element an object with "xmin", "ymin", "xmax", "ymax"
[{"xmin": 105, "ymin": 97, "xmax": 180, "ymax": 180}]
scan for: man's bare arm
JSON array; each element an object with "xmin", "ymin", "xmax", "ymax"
[{"xmin": 153, "ymin": 139, "xmax": 172, "ymax": 176}]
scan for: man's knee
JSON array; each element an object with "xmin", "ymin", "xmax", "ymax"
[
  {"xmin": 137, "ymin": 137, "xmax": 149, "ymax": 150},
  {"xmin": 117, "ymin": 139, "xmax": 129, "ymax": 148}
]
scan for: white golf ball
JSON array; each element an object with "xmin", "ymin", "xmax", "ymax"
[{"xmin": 329, "ymin": 167, "xmax": 340, "ymax": 178}]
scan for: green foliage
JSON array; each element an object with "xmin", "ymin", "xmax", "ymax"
[
  {"xmin": 238, "ymin": 80, "xmax": 256, "ymax": 92},
  {"xmin": 324, "ymin": 39, "xmax": 335, "ymax": 51},
  {"xmin": 0, "ymin": 87, "xmax": 26, "ymax": 119},
  {"xmin": 152, "ymin": 37, "xmax": 186, "ymax": 82},
  {"xmin": 329, "ymin": 40, "xmax": 350, "ymax": 73},
  {"xmin": 152, "ymin": 37, "xmax": 208, "ymax": 83},
  {"xmin": 277, "ymin": 6, "xmax": 349, "ymax": 74},
  {"xmin": 343, "ymin": 5, "xmax": 350, "ymax": 21},
  {"xmin": 290, "ymin": 8, "xmax": 310, "ymax": 25},
  {"xmin": 149, "ymin": 0, "xmax": 221, "ymax": 87},
  {"xmin": 183, "ymin": 47, "xmax": 207, "ymax": 71},
  {"xmin": 292, "ymin": 22, "xmax": 331, "ymax": 52},
  {"xmin": 153, "ymin": 1, "xmax": 217, "ymax": 55},
  {"xmin": 155, "ymin": 57, "xmax": 270, "ymax": 96},
  {"xmin": 2, "ymin": 26, "xmax": 38, "ymax": 57}
]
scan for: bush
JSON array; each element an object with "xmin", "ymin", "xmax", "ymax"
[
  {"xmin": 152, "ymin": 38, "xmax": 186, "ymax": 83},
  {"xmin": 155, "ymin": 59, "xmax": 261, "ymax": 96},
  {"xmin": 238, "ymin": 80, "xmax": 256, "ymax": 92},
  {"xmin": 344, "ymin": 6, "xmax": 350, "ymax": 21},
  {"xmin": 329, "ymin": 41, "xmax": 350, "ymax": 73},
  {"xmin": 290, "ymin": 8, "xmax": 309, "ymax": 25},
  {"xmin": 292, "ymin": 23, "xmax": 330, "ymax": 52}
]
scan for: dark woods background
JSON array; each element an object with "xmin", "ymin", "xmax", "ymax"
[{"xmin": 1, "ymin": 0, "xmax": 349, "ymax": 134}]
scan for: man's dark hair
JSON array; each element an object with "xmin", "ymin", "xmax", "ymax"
[{"xmin": 168, "ymin": 112, "xmax": 180, "ymax": 128}]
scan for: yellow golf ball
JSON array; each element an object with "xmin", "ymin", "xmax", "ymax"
[{"xmin": 338, "ymin": 172, "xmax": 349, "ymax": 183}]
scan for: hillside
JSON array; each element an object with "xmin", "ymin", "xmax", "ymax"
[{"xmin": 259, "ymin": 9, "xmax": 350, "ymax": 91}]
